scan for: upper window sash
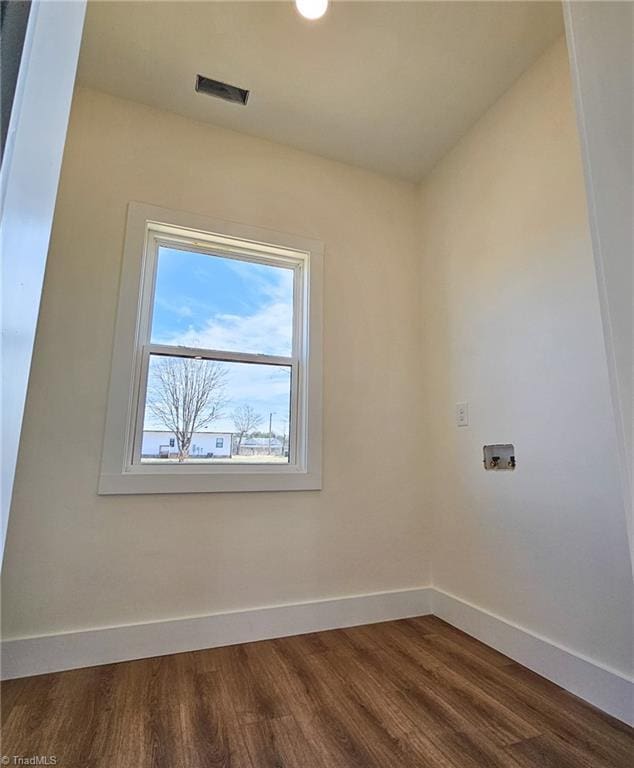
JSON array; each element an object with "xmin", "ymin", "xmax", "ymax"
[{"xmin": 138, "ymin": 229, "xmax": 307, "ymax": 359}]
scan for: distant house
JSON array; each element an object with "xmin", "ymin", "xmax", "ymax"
[
  {"xmin": 239, "ymin": 436, "xmax": 284, "ymax": 456},
  {"xmin": 141, "ymin": 431, "xmax": 233, "ymax": 459}
]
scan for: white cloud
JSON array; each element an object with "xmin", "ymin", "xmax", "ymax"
[
  {"xmin": 163, "ymin": 265, "xmax": 293, "ymax": 357},
  {"xmin": 169, "ymin": 300, "xmax": 292, "ymax": 357}
]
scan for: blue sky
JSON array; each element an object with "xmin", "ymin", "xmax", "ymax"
[
  {"xmin": 151, "ymin": 247, "xmax": 293, "ymax": 355},
  {"xmin": 145, "ymin": 247, "xmax": 293, "ymax": 436}
]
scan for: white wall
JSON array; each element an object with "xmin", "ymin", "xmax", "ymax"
[
  {"xmin": 0, "ymin": 0, "xmax": 85, "ymax": 563},
  {"xmin": 2, "ymin": 35, "xmax": 630, "ymax": 696},
  {"xmin": 418, "ymin": 39, "xmax": 632, "ymax": 677},
  {"xmin": 1, "ymin": 87, "xmax": 428, "ymax": 638},
  {"xmin": 564, "ymin": 1, "xmax": 633, "ymax": 560}
]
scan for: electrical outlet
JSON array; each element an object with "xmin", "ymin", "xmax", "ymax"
[{"xmin": 455, "ymin": 402, "xmax": 469, "ymax": 427}]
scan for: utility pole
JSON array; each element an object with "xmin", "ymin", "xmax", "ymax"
[
  {"xmin": 268, "ymin": 412, "xmax": 274, "ymax": 455},
  {"xmin": 281, "ymin": 417, "xmax": 288, "ymax": 457}
]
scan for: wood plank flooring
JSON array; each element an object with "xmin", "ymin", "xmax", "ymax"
[{"xmin": 1, "ymin": 616, "xmax": 632, "ymax": 767}]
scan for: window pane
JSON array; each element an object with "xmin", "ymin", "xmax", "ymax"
[
  {"xmin": 141, "ymin": 354, "xmax": 291, "ymax": 464},
  {"xmin": 150, "ymin": 246, "xmax": 294, "ymax": 357}
]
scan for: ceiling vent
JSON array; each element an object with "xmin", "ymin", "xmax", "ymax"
[{"xmin": 195, "ymin": 75, "xmax": 250, "ymax": 105}]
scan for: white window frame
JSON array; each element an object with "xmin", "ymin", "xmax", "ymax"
[{"xmin": 98, "ymin": 202, "xmax": 323, "ymax": 494}]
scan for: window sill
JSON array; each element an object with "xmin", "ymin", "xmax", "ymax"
[{"xmin": 97, "ymin": 468, "xmax": 322, "ymax": 495}]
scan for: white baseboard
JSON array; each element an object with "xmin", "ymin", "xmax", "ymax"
[
  {"xmin": 2, "ymin": 584, "xmax": 631, "ymax": 726},
  {"xmin": 0, "ymin": 586, "xmax": 432, "ymax": 680},
  {"xmin": 431, "ymin": 588, "xmax": 634, "ymax": 726}
]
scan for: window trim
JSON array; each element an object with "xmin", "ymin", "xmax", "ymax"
[{"xmin": 98, "ymin": 202, "xmax": 323, "ymax": 494}]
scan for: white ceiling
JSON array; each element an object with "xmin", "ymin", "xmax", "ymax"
[{"xmin": 77, "ymin": 1, "xmax": 563, "ymax": 182}]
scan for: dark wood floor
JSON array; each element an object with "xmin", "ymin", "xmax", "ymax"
[{"xmin": 1, "ymin": 616, "xmax": 632, "ymax": 767}]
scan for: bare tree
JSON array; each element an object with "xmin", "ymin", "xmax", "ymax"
[
  {"xmin": 232, "ymin": 404, "xmax": 263, "ymax": 455},
  {"xmin": 147, "ymin": 357, "xmax": 227, "ymax": 462}
]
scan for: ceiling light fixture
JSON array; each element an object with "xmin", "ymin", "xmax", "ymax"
[{"xmin": 295, "ymin": 0, "xmax": 328, "ymax": 21}]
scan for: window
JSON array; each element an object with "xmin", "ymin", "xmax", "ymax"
[{"xmin": 99, "ymin": 203, "xmax": 323, "ymax": 494}]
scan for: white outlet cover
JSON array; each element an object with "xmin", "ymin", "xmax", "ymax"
[{"xmin": 456, "ymin": 402, "xmax": 469, "ymax": 427}]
